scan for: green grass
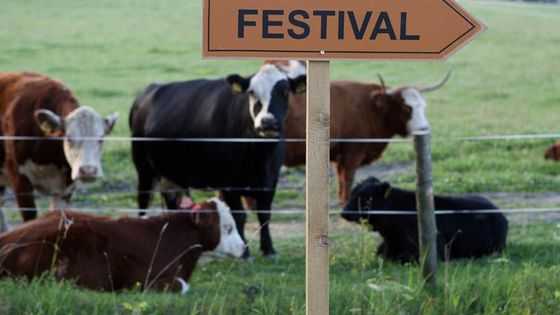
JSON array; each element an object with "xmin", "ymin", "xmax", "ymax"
[
  {"xmin": 1, "ymin": 0, "xmax": 560, "ymax": 314},
  {"xmin": 0, "ymin": 222, "xmax": 558, "ymax": 314}
]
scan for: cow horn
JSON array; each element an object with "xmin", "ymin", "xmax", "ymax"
[
  {"xmin": 377, "ymin": 74, "xmax": 386, "ymax": 92},
  {"xmin": 418, "ymin": 70, "xmax": 452, "ymax": 93}
]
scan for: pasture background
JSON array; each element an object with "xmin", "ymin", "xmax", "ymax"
[{"xmin": 0, "ymin": 0, "xmax": 559, "ymax": 314}]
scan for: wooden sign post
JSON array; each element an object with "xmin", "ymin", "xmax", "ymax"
[
  {"xmin": 305, "ymin": 61, "xmax": 330, "ymax": 314},
  {"xmin": 203, "ymin": 0, "xmax": 485, "ymax": 313}
]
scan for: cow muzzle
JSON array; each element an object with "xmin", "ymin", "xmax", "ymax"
[
  {"xmin": 255, "ymin": 116, "xmax": 279, "ymax": 138},
  {"xmin": 76, "ymin": 165, "xmax": 101, "ymax": 182}
]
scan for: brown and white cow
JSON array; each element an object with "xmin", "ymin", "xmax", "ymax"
[
  {"xmin": 284, "ymin": 74, "xmax": 450, "ymax": 202},
  {"xmin": 0, "ymin": 198, "xmax": 245, "ymax": 293},
  {"xmin": 545, "ymin": 141, "xmax": 560, "ymax": 161},
  {"xmin": 0, "ymin": 72, "xmax": 118, "ymax": 222},
  {"xmin": 264, "ymin": 62, "xmax": 449, "ymax": 202}
]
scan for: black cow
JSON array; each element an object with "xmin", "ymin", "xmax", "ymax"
[
  {"xmin": 130, "ymin": 65, "xmax": 306, "ymax": 258},
  {"xmin": 342, "ymin": 177, "xmax": 508, "ymax": 263}
]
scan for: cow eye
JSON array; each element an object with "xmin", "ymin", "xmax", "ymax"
[
  {"xmin": 223, "ymin": 224, "xmax": 233, "ymax": 235},
  {"xmin": 253, "ymin": 102, "xmax": 263, "ymax": 114},
  {"xmin": 248, "ymin": 90, "xmax": 255, "ymax": 97}
]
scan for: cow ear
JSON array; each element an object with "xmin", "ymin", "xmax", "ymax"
[
  {"xmin": 370, "ymin": 92, "xmax": 390, "ymax": 113},
  {"xmin": 289, "ymin": 75, "xmax": 307, "ymax": 94},
  {"xmin": 176, "ymin": 195, "xmax": 195, "ymax": 209},
  {"xmin": 34, "ymin": 109, "xmax": 64, "ymax": 136},
  {"xmin": 104, "ymin": 112, "xmax": 119, "ymax": 134},
  {"xmin": 190, "ymin": 201, "xmax": 217, "ymax": 227},
  {"xmin": 226, "ymin": 74, "xmax": 250, "ymax": 95}
]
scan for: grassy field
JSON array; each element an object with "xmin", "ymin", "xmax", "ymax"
[
  {"xmin": 0, "ymin": 222, "xmax": 558, "ymax": 314},
  {"xmin": 1, "ymin": 0, "xmax": 560, "ymax": 314}
]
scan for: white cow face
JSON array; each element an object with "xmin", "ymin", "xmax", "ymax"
[
  {"xmin": 208, "ymin": 198, "xmax": 245, "ymax": 258},
  {"xmin": 372, "ymin": 71, "xmax": 451, "ymax": 137},
  {"xmin": 34, "ymin": 107, "xmax": 119, "ymax": 182},
  {"xmin": 400, "ymin": 88, "xmax": 430, "ymax": 134},
  {"xmin": 371, "ymin": 86, "xmax": 431, "ymax": 137},
  {"xmin": 227, "ymin": 65, "xmax": 306, "ymax": 138}
]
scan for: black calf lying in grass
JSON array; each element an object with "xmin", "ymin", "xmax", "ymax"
[{"xmin": 342, "ymin": 177, "xmax": 508, "ymax": 263}]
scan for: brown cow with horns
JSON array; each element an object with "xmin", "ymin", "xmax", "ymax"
[{"xmin": 265, "ymin": 60, "xmax": 450, "ymax": 202}]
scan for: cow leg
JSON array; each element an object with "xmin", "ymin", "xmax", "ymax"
[
  {"xmin": 9, "ymin": 174, "xmax": 37, "ymax": 221},
  {"xmin": 255, "ymin": 193, "xmax": 276, "ymax": 257},
  {"xmin": 159, "ymin": 178, "xmax": 186, "ymax": 210},
  {"xmin": 376, "ymin": 242, "xmax": 385, "ymax": 256},
  {"xmin": 221, "ymin": 191, "xmax": 250, "ymax": 259},
  {"xmin": 334, "ymin": 162, "xmax": 359, "ymax": 204},
  {"xmin": 132, "ymin": 144, "xmax": 156, "ymax": 216},
  {"xmin": 0, "ymin": 186, "xmax": 9, "ymax": 232},
  {"xmin": 241, "ymin": 196, "xmax": 257, "ymax": 211},
  {"xmin": 137, "ymin": 174, "xmax": 155, "ymax": 216}
]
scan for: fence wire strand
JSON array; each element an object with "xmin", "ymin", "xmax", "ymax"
[
  {"xmin": 0, "ymin": 133, "xmax": 558, "ymax": 143},
  {"xmin": 1, "ymin": 206, "xmax": 560, "ymax": 216}
]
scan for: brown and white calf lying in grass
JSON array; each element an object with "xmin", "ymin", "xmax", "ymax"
[{"xmin": 0, "ymin": 198, "xmax": 245, "ymax": 294}]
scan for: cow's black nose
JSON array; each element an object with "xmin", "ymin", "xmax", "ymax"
[{"xmin": 260, "ymin": 117, "xmax": 278, "ymax": 130}]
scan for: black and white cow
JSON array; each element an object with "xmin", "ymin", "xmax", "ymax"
[
  {"xmin": 129, "ymin": 65, "xmax": 306, "ymax": 258},
  {"xmin": 342, "ymin": 177, "xmax": 508, "ymax": 263}
]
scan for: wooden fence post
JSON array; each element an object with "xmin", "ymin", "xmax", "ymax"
[
  {"xmin": 414, "ymin": 132, "xmax": 438, "ymax": 286},
  {"xmin": 306, "ymin": 60, "xmax": 330, "ymax": 315}
]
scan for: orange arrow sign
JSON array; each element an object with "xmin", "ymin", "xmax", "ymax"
[{"xmin": 203, "ymin": 0, "xmax": 485, "ymax": 60}]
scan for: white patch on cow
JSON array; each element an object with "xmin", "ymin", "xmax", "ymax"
[
  {"xmin": 248, "ymin": 65, "xmax": 289, "ymax": 134},
  {"xmin": 280, "ymin": 60, "xmax": 307, "ymax": 79},
  {"xmin": 271, "ymin": 60, "xmax": 306, "ymax": 78},
  {"xmin": 401, "ymin": 88, "xmax": 430, "ymax": 134},
  {"xmin": 62, "ymin": 107, "xmax": 117, "ymax": 182},
  {"xmin": 18, "ymin": 160, "xmax": 68, "ymax": 196},
  {"xmin": 175, "ymin": 277, "xmax": 190, "ymax": 295},
  {"xmin": 206, "ymin": 197, "xmax": 245, "ymax": 258}
]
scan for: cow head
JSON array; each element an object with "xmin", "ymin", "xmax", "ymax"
[
  {"xmin": 545, "ymin": 142, "xmax": 560, "ymax": 161},
  {"xmin": 341, "ymin": 177, "xmax": 392, "ymax": 228},
  {"xmin": 371, "ymin": 71, "xmax": 451, "ymax": 137},
  {"xmin": 34, "ymin": 107, "xmax": 119, "ymax": 182},
  {"xmin": 227, "ymin": 64, "xmax": 306, "ymax": 138},
  {"xmin": 194, "ymin": 198, "xmax": 245, "ymax": 258}
]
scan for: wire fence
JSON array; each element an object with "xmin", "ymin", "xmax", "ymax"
[
  {"xmin": 0, "ymin": 132, "xmax": 557, "ymax": 222},
  {"xmin": 1, "ymin": 206, "xmax": 560, "ymax": 216},
  {"xmin": 0, "ymin": 133, "xmax": 558, "ymax": 143}
]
